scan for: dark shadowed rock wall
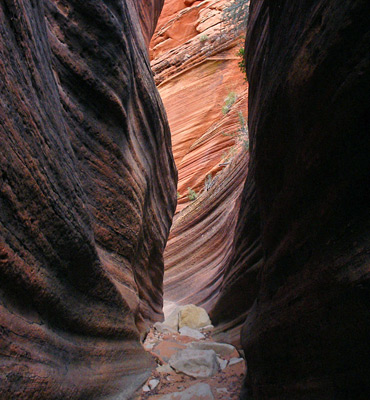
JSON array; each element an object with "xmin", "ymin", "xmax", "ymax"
[
  {"xmin": 0, "ymin": 0, "xmax": 176, "ymax": 398},
  {"xmin": 212, "ymin": 0, "xmax": 370, "ymax": 398}
]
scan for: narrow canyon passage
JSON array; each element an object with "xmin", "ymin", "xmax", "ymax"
[
  {"xmin": 0, "ymin": 1, "xmax": 369, "ymax": 400},
  {"xmin": 150, "ymin": 0, "xmax": 251, "ymax": 347}
]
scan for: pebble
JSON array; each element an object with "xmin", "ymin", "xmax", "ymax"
[
  {"xmin": 229, "ymin": 357, "xmax": 244, "ymax": 366},
  {"xmin": 148, "ymin": 379, "xmax": 159, "ymax": 390},
  {"xmin": 217, "ymin": 357, "xmax": 228, "ymax": 370}
]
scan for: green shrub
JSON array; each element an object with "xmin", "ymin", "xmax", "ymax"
[
  {"xmin": 222, "ymin": 91, "xmax": 237, "ymax": 115},
  {"xmin": 223, "ymin": 0, "xmax": 249, "ymax": 32},
  {"xmin": 237, "ymin": 47, "xmax": 246, "ymax": 75},
  {"xmin": 205, "ymin": 174, "xmax": 214, "ymax": 191},
  {"xmin": 199, "ymin": 34, "xmax": 209, "ymax": 42},
  {"xmin": 221, "ymin": 111, "xmax": 249, "ymax": 162},
  {"xmin": 187, "ymin": 187, "xmax": 198, "ymax": 201}
]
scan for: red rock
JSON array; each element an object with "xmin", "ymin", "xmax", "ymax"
[
  {"xmin": 150, "ymin": 0, "xmax": 249, "ymax": 212},
  {"xmin": 0, "ymin": 0, "xmax": 176, "ymax": 398},
  {"xmin": 212, "ymin": 1, "xmax": 370, "ymax": 398}
]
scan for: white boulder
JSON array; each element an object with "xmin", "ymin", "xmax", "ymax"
[{"xmin": 169, "ymin": 349, "xmax": 219, "ymax": 378}]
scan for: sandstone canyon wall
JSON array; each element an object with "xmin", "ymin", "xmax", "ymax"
[
  {"xmin": 151, "ymin": 1, "xmax": 252, "ymax": 346},
  {"xmin": 0, "ymin": 1, "xmax": 176, "ymax": 399},
  {"xmin": 150, "ymin": 0, "xmax": 249, "ymax": 212},
  {"xmin": 210, "ymin": 1, "xmax": 370, "ymax": 398},
  {"xmin": 150, "ymin": 1, "xmax": 252, "ymax": 345}
]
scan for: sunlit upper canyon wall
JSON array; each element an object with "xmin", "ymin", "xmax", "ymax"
[
  {"xmin": 0, "ymin": 0, "xmax": 176, "ymax": 398},
  {"xmin": 150, "ymin": 0, "xmax": 249, "ymax": 213}
]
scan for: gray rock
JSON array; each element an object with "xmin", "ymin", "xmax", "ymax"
[
  {"xmin": 229, "ymin": 357, "xmax": 244, "ymax": 366},
  {"xmin": 217, "ymin": 357, "xmax": 228, "ymax": 370},
  {"xmin": 187, "ymin": 341, "xmax": 235, "ymax": 356},
  {"xmin": 199, "ymin": 324, "xmax": 214, "ymax": 331},
  {"xmin": 156, "ymin": 363, "xmax": 174, "ymax": 374},
  {"xmin": 157, "ymin": 383, "xmax": 214, "ymax": 400},
  {"xmin": 178, "ymin": 326, "xmax": 205, "ymax": 339},
  {"xmin": 169, "ymin": 349, "xmax": 219, "ymax": 378},
  {"xmin": 148, "ymin": 379, "xmax": 159, "ymax": 390},
  {"xmin": 154, "ymin": 322, "xmax": 177, "ymax": 334},
  {"xmin": 163, "ymin": 306, "xmax": 181, "ymax": 330},
  {"xmin": 142, "ymin": 385, "xmax": 150, "ymax": 392}
]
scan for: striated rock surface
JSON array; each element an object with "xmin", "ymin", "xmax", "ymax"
[
  {"xmin": 211, "ymin": 1, "xmax": 370, "ymax": 398},
  {"xmin": 0, "ymin": 0, "xmax": 176, "ymax": 399},
  {"xmin": 150, "ymin": 0, "xmax": 248, "ymax": 212},
  {"xmin": 164, "ymin": 150, "xmax": 249, "ymax": 345},
  {"xmin": 154, "ymin": 0, "xmax": 251, "ymax": 347}
]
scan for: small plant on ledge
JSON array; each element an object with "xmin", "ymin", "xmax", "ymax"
[
  {"xmin": 221, "ymin": 110, "xmax": 249, "ymax": 162},
  {"xmin": 222, "ymin": 91, "xmax": 237, "ymax": 115},
  {"xmin": 187, "ymin": 187, "xmax": 198, "ymax": 201},
  {"xmin": 199, "ymin": 34, "xmax": 209, "ymax": 42},
  {"xmin": 237, "ymin": 47, "xmax": 246, "ymax": 76}
]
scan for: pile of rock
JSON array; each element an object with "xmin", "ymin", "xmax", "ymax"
[{"xmin": 140, "ymin": 305, "xmax": 245, "ymax": 400}]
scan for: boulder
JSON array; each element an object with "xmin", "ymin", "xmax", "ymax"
[
  {"xmin": 179, "ymin": 326, "xmax": 205, "ymax": 340},
  {"xmin": 154, "ymin": 322, "xmax": 178, "ymax": 334},
  {"xmin": 178, "ymin": 305, "xmax": 212, "ymax": 329},
  {"xmin": 163, "ymin": 306, "xmax": 182, "ymax": 330},
  {"xmin": 163, "ymin": 304, "xmax": 212, "ymax": 331},
  {"xmin": 157, "ymin": 383, "xmax": 214, "ymax": 400},
  {"xmin": 169, "ymin": 349, "xmax": 219, "ymax": 378}
]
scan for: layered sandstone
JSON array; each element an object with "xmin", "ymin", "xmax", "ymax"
[
  {"xmin": 0, "ymin": 1, "xmax": 176, "ymax": 399},
  {"xmin": 150, "ymin": 0, "xmax": 248, "ymax": 212},
  {"xmin": 153, "ymin": 0, "xmax": 251, "ymax": 347},
  {"xmin": 164, "ymin": 150, "xmax": 248, "ymax": 344},
  {"xmin": 211, "ymin": 1, "xmax": 370, "ymax": 398}
]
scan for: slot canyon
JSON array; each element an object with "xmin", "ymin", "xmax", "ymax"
[{"xmin": 0, "ymin": 0, "xmax": 369, "ymax": 399}]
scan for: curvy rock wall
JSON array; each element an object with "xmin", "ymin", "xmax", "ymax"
[
  {"xmin": 150, "ymin": 0, "xmax": 248, "ymax": 212},
  {"xmin": 164, "ymin": 150, "xmax": 249, "ymax": 343},
  {"xmin": 153, "ymin": 0, "xmax": 251, "ymax": 346},
  {"xmin": 0, "ymin": 0, "xmax": 176, "ymax": 398},
  {"xmin": 212, "ymin": 1, "xmax": 370, "ymax": 398}
]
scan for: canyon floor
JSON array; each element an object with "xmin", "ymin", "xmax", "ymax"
[{"xmin": 138, "ymin": 307, "xmax": 246, "ymax": 399}]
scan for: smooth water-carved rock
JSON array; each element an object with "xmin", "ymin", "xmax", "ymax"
[
  {"xmin": 153, "ymin": 0, "xmax": 250, "ymax": 347},
  {"xmin": 164, "ymin": 151, "xmax": 249, "ymax": 344},
  {"xmin": 210, "ymin": 1, "xmax": 370, "ymax": 398},
  {"xmin": 0, "ymin": 0, "xmax": 176, "ymax": 398},
  {"xmin": 150, "ymin": 0, "xmax": 249, "ymax": 212}
]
